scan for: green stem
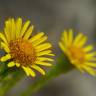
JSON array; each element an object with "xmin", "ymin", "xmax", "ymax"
[
  {"xmin": 0, "ymin": 68, "xmax": 24, "ymax": 96},
  {"xmin": 0, "ymin": 69, "xmax": 25, "ymax": 96},
  {"xmin": 21, "ymin": 54, "xmax": 74, "ymax": 96}
]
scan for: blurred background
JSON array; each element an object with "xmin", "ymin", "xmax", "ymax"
[{"xmin": 0, "ymin": 0, "xmax": 96, "ymax": 96}]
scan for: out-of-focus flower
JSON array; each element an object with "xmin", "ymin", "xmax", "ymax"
[
  {"xmin": 59, "ymin": 29, "xmax": 96, "ymax": 76},
  {"xmin": 0, "ymin": 18, "xmax": 54, "ymax": 77}
]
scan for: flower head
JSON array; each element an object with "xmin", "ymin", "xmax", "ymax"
[
  {"xmin": 0, "ymin": 18, "xmax": 54, "ymax": 77},
  {"xmin": 59, "ymin": 29, "xmax": 96, "ymax": 76}
]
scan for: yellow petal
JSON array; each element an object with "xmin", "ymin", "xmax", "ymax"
[
  {"xmin": 36, "ymin": 43, "xmax": 52, "ymax": 52},
  {"xmin": 15, "ymin": 18, "xmax": 22, "ymax": 38},
  {"xmin": 62, "ymin": 30, "xmax": 68, "ymax": 46},
  {"xmin": 29, "ymin": 32, "xmax": 44, "ymax": 42},
  {"xmin": 11, "ymin": 18, "xmax": 15, "ymax": 40},
  {"xmin": 37, "ymin": 57, "xmax": 54, "ymax": 62},
  {"xmin": 59, "ymin": 42, "xmax": 66, "ymax": 53},
  {"xmin": 68, "ymin": 29, "xmax": 73, "ymax": 44},
  {"xmin": 75, "ymin": 65, "xmax": 84, "ymax": 73},
  {"xmin": 73, "ymin": 33, "xmax": 83, "ymax": 45},
  {"xmin": 31, "ymin": 65, "xmax": 45, "ymax": 75},
  {"xmin": 83, "ymin": 45, "xmax": 93, "ymax": 52},
  {"xmin": 84, "ymin": 62, "xmax": 96, "ymax": 67},
  {"xmin": 23, "ymin": 26, "xmax": 34, "ymax": 40},
  {"xmin": 85, "ymin": 52, "xmax": 96, "ymax": 59},
  {"xmin": 4, "ymin": 28, "xmax": 10, "ymax": 43},
  {"xmin": 35, "ymin": 61, "xmax": 52, "ymax": 66},
  {"xmin": 8, "ymin": 61, "xmax": 15, "ymax": 67},
  {"xmin": 0, "ymin": 33, "xmax": 8, "ymax": 44},
  {"xmin": 82, "ymin": 65, "xmax": 95, "ymax": 76},
  {"xmin": 77, "ymin": 36, "xmax": 87, "ymax": 47},
  {"xmin": 45, "ymin": 54, "xmax": 55, "ymax": 56},
  {"xmin": 37, "ymin": 50, "xmax": 52, "ymax": 56},
  {"xmin": 27, "ymin": 67, "xmax": 36, "ymax": 77},
  {"xmin": 1, "ymin": 42, "xmax": 10, "ymax": 53},
  {"xmin": 1, "ymin": 54, "xmax": 11, "ymax": 62},
  {"xmin": 20, "ymin": 20, "xmax": 30, "ymax": 37},
  {"xmin": 22, "ymin": 66, "xmax": 30, "ymax": 76},
  {"xmin": 33, "ymin": 36, "xmax": 47, "ymax": 46},
  {"xmin": 4, "ymin": 19, "xmax": 12, "ymax": 41},
  {"xmin": 4, "ymin": 21, "xmax": 10, "ymax": 42},
  {"xmin": 16, "ymin": 63, "xmax": 20, "ymax": 67},
  {"xmin": 88, "ymin": 57, "xmax": 96, "ymax": 61}
]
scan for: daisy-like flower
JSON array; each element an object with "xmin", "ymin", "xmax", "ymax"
[
  {"xmin": 0, "ymin": 18, "xmax": 54, "ymax": 77},
  {"xmin": 59, "ymin": 29, "xmax": 96, "ymax": 76}
]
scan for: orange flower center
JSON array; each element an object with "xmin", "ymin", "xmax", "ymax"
[
  {"xmin": 68, "ymin": 46, "xmax": 85, "ymax": 64},
  {"xmin": 9, "ymin": 39, "xmax": 37, "ymax": 66}
]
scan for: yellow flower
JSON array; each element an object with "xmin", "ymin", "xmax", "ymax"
[
  {"xmin": 59, "ymin": 29, "xmax": 96, "ymax": 76},
  {"xmin": 0, "ymin": 18, "xmax": 54, "ymax": 77}
]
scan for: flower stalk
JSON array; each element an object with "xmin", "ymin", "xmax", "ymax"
[
  {"xmin": 0, "ymin": 62, "xmax": 25, "ymax": 96},
  {"xmin": 21, "ymin": 54, "xmax": 74, "ymax": 96},
  {"xmin": 0, "ymin": 70, "xmax": 24, "ymax": 96}
]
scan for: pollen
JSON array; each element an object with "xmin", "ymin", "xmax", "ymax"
[
  {"xmin": 68, "ymin": 46, "xmax": 85, "ymax": 64},
  {"xmin": 9, "ymin": 39, "xmax": 37, "ymax": 66}
]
